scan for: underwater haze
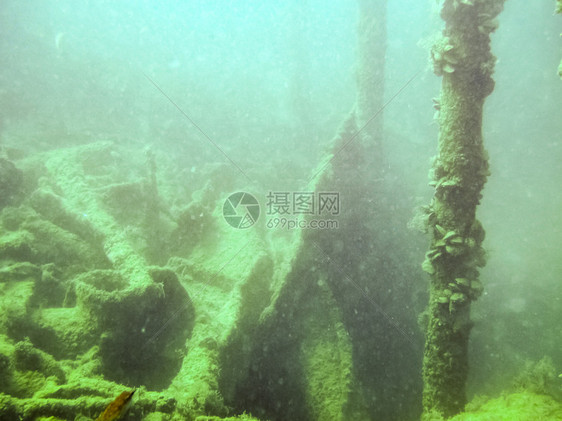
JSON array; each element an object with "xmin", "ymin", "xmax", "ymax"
[{"xmin": 0, "ymin": 0, "xmax": 561, "ymax": 420}]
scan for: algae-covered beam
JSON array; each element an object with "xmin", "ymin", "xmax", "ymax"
[
  {"xmin": 421, "ymin": 0, "xmax": 505, "ymax": 418},
  {"xmin": 557, "ymin": 0, "xmax": 562, "ymax": 78},
  {"xmin": 356, "ymin": 0, "xmax": 386, "ymax": 161}
]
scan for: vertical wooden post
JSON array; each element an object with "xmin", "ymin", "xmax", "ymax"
[{"xmin": 421, "ymin": 1, "xmax": 505, "ymax": 418}]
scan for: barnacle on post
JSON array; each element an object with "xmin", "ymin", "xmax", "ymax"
[
  {"xmin": 437, "ymin": 296, "xmax": 449, "ymax": 304},
  {"xmin": 434, "ymin": 224, "xmax": 447, "ymax": 237},
  {"xmin": 445, "ymin": 243, "xmax": 465, "ymax": 256},
  {"xmin": 454, "ymin": 278, "xmax": 471, "ymax": 288},
  {"xmin": 436, "ymin": 288, "xmax": 452, "ymax": 304},
  {"xmin": 443, "ymin": 45, "xmax": 459, "ymax": 65},
  {"xmin": 422, "ymin": 258, "xmax": 436, "ymax": 275},
  {"xmin": 431, "ymin": 37, "xmax": 460, "ymax": 76},
  {"xmin": 444, "ymin": 230, "xmax": 458, "ymax": 242},
  {"xmin": 427, "ymin": 248, "xmax": 444, "ymax": 262},
  {"xmin": 469, "ymin": 279, "xmax": 484, "ymax": 299},
  {"xmin": 471, "ymin": 245, "xmax": 487, "ymax": 267},
  {"xmin": 431, "ymin": 227, "xmax": 475, "ymax": 257},
  {"xmin": 450, "ymin": 292, "xmax": 466, "ymax": 302},
  {"xmin": 469, "ymin": 219, "xmax": 485, "ymax": 245},
  {"xmin": 442, "ymin": 64, "xmax": 456, "ymax": 74},
  {"xmin": 435, "ymin": 176, "xmax": 461, "ymax": 190},
  {"xmin": 448, "ymin": 292, "xmax": 467, "ymax": 312},
  {"xmin": 478, "ymin": 18, "xmax": 499, "ymax": 34},
  {"xmin": 432, "ymin": 97, "xmax": 441, "ymax": 110}
]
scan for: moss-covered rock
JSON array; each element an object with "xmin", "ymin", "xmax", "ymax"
[
  {"xmin": 0, "ymin": 262, "xmax": 41, "ymax": 283},
  {"xmin": 13, "ymin": 338, "xmax": 65, "ymax": 384},
  {"xmin": 0, "ymin": 158, "xmax": 23, "ymax": 209},
  {"xmin": 0, "ymin": 335, "xmax": 15, "ymax": 393},
  {"xmin": 0, "ymin": 229, "xmax": 36, "ymax": 263},
  {"xmin": 194, "ymin": 415, "xmax": 263, "ymax": 421},
  {"xmin": 32, "ymin": 307, "xmax": 96, "ymax": 359},
  {"xmin": 0, "ymin": 278, "xmax": 34, "ymax": 339},
  {"xmin": 512, "ymin": 356, "xmax": 559, "ymax": 397},
  {"xmin": 72, "ymin": 267, "xmax": 194, "ymax": 390},
  {"xmin": 450, "ymin": 391, "xmax": 562, "ymax": 420}
]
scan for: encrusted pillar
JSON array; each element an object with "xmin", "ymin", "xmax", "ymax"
[{"xmin": 421, "ymin": 0, "xmax": 505, "ymax": 418}]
